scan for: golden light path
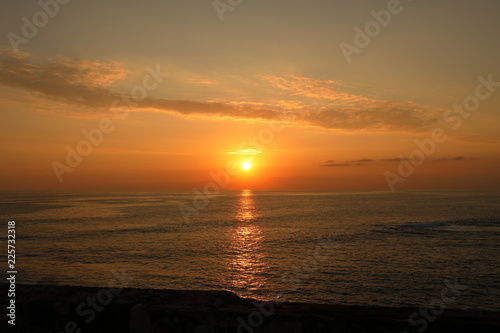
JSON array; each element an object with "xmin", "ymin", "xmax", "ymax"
[{"xmin": 225, "ymin": 189, "xmax": 268, "ymax": 298}]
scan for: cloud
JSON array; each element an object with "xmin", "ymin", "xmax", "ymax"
[
  {"xmin": 382, "ymin": 156, "xmax": 466, "ymax": 162},
  {"xmin": 0, "ymin": 47, "xmax": 127, "ymax": 109},
  {"xmin": 350, "ymin": 158, "xmax": 374, "ymax": 163},
  {"xmin": 182, "ymin": 77, "xmax": 219, "ymax": 86},
  {"xmin": 261, "ymin": 74, "xmax": 363, "ymax": 103},
  {"xmin": 302, "ymin": 106, "xmax": 436, "ymax": 132},
  {"xmin": 434, "ymin": 156, "xmax": 466, "ymax": 162},
  {"xmin": 320, "ymin": 158, "xmax": 374, "ymax": 167},
  {"xmin": 0, "ymin": 49, "xmax": 442, "ymax": 132},
  {"xmin": 0, "ymin": 49, "xmax": 280, "ymax": 121},
  {"xmin": 320, "ymin": 161, "xmax": 359, "ymax": 167},
  {"xmin": 323, "ymin": 156, "xmax": 468, "ymax": 166},
  {"xmin": 227, "ymin": 149, "xmax": 263, "ymax": 155},
  {"xmin": 262, "ymin": 74, "xmax": 441, "ymax": 132}
]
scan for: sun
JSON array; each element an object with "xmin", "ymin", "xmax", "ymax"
[{"xmin": 241, "ymin": 161, "xmax": 251, "ymax": 170}]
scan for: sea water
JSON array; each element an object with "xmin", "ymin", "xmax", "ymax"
[{"xmin": 1, "ymin": 190, "xmax": 499, "ymax": 311}]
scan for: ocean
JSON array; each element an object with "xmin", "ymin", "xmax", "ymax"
[{"xmin": 2, "ymin": 190, "xmax": 500, "ymax": 311}]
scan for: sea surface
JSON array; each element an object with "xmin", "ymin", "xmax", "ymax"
[{"xmin": 2, "ymin": 190, "xmax": 500, "ymax": 311}]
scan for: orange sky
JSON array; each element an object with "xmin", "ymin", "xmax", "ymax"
[{"xmin": 1, "ymin": 0, "xmax": 499, "ymax": 191}]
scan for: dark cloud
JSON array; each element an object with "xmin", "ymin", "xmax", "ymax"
[
  {"xmin": 434, "ymin": 156, "xmax": 466, "ymax": 162},
  {"xmin": 320, "ymin": 161, "xmax": 359, "ymax": 167},
  {"xmin": 350, "ymin": 158, "xmax": 373, "ymax": 163},
  {"xmin": 320, "ymin": 157, "xmax": 406, "ymax": 166}
]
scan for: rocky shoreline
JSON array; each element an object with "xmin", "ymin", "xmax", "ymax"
[{"xmin": 6, "ymin": 284, "xmax": 500, "ymax": 332}]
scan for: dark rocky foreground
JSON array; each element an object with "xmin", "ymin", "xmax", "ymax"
[{"xmin": 5, "ymin": 284, "xmax": 500, "ymax": 332}]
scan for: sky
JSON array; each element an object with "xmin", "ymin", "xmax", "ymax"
[{"xmin": 1, "ymin": 0, "xmax": 499, "ymax": 191}]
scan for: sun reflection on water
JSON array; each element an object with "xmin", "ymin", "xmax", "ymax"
[{"xmin": 225, "ymin": 189, "xmax": 268, "ymax": 297}]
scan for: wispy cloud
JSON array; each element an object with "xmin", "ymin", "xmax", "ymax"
[
  {"xmin": 320, "ymin": 158, "xmax": 375, "ymax": 167},
  {"xmin": 434, "ymin": 156, "xmax": 466, "ymax": 162},
  {"xmin": 261, "ymin": 74, "xmax": 441, "ymax": 132},
  {"xmin": 227, "ymin": 149, "xmax": 263, "ymax": 155},
  {"xmin": 0, "ymin": 48, "xmax": 280, "ymax": 121},
  {"xmin": 0, "ymin": 49, "xmax": 442, "ymax": 132},
  {"xmin": 321, "ymin": 156, "xmax": 468, "ymax": 167},
  {"xmin": 350, "ymin": 158, "xmax": 374, "ymax": 163},
  {"xmin": 320, "ymin": 161, "xmax": 358, "ymax": 167}
]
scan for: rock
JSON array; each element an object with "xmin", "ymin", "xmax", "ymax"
[{"xmin": 5, "ymin": 284, "xmax": 500, "ymax": 333}]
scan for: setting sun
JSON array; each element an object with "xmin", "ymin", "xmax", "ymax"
[{"xmin": 242, "ymin": 161, "xmax": 251, "ymax": 170}]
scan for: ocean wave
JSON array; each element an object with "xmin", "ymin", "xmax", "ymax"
[
  {"xmin": 402, "ymin": 221, "xmax": 452, "ymax": 228},
  {"xmin": 400, "ymin": 220, "xmax": 500, "ymax": 232}
]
